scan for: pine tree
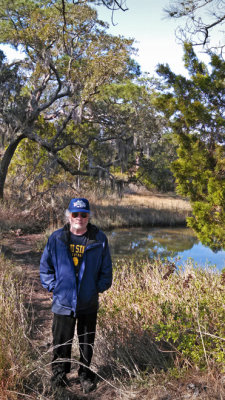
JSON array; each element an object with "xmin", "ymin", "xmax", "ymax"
[{"xmin": 156, "ymin": 44, "xmax": 225, "ymax": 251}]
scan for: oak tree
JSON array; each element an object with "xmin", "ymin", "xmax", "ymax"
[{"xmin": 0, "ymin": 0, "xmax": 133, "ymax": 199}]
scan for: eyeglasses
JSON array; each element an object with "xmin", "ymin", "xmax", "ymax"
[{"xmin": 71, "ymin": 212, "xmax": 88, "ymax": 219}]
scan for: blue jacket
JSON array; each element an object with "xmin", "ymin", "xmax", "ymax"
[{"xmin": 40, "ymin": 223, "xmax": 112, "ymax": 316}]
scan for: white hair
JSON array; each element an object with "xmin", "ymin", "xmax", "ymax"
[{"xmin": 65, "ymin": 209, "xmax": 71, "ymax": 224}]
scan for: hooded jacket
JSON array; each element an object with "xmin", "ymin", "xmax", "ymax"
[{"xmin": 40, "ymin": 223, "xmax": 112, "ymax": 316}]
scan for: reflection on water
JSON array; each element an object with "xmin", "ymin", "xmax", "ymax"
[{"xmin": 107, "ymin": 227, "xmax": 225, "ymax": 270}]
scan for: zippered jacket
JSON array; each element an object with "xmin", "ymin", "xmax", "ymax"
[{"xmin": 40, "ymin": 223, "xmax": 112, "ymax": 316}]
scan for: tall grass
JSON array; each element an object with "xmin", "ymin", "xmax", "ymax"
[
  {"xmin": 0, "ymin": 256, "xmax": 31, "ymax": 400},
  {"xmin": 90, "ymin": 193, "xmax": 192, "ymax": 230},
  {"xmin": 99, "ymin": 192, "xmax": 191, "ymax": 212},
  {"xmin": 97, "ymin": 258, "xmax": 225, "ymax": 381}
]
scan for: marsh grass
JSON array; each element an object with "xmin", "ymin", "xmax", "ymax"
[
  {"xmin": 0, "ymin": 190, "xmax": 192, "ymax": 235},
  {"xmin": 100, "ymin": 192, "xmax": 191, "ymax": 211},
  {"xmin": 90, "ymin": 193, "xmax": 192, "ymax": 230},
  {"xmin": 0, "ymin": 256, "xmax": 32, "ymax": 399}
]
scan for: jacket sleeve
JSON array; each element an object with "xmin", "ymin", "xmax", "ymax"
[
  {"xmin": 97, "ymin": 236, "xmax": 112, "ymax": 293},
  {"xmin": 40, "ymin": 238, "xmax": 56, "ymax": 292}
]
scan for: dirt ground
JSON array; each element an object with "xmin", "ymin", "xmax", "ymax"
[{"xmin": 1, "ymin": 233, "xmax": 224, "ymax": 400}]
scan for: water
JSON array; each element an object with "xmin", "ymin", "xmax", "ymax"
[{"xmin": 107, "ymin": 227, "xmax": 225, "ymax": 270}]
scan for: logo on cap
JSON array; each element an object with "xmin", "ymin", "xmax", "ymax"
[{"xmin": 73, "ymin": 200, "xmax": 87, "ymax": 209}]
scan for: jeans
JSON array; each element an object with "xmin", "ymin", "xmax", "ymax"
[{"xmin": 52, "ymin": 311, "xmax": 97, "ymax": 379}]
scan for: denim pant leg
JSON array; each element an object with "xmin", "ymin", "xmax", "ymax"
[{"xmin": 52, "ymin": 313, "xmax": 76, "ymax": 376}]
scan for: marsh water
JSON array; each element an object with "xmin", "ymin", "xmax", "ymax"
[{"xmin": 107, "ymin": 227, "xmax": 225, "ymax": 270}]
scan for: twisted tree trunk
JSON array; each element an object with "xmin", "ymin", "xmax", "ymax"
[{"xmin": 0, "ymin": 134, "xmax": 25, "ymax": 199}]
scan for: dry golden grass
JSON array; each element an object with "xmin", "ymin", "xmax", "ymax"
[
  {"xmin": 0, "ymin": 256, "xmax": 31, "ymax": 400},
  {"xmin": 89, "ymin": 192, "xmax": 192, "ymax": 230},
  {"xmin": 101, "ymin": 192, "xmax": 192, "ymax": 212}
]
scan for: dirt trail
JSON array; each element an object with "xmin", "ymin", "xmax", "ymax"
[{"xmin": 1, "ymin": 233, "xmax": 118, "ymax": 400}]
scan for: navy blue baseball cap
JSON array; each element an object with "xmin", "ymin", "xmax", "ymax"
[{"xmin": 68, "ymin": 198, "xmax": 90, "ymax": 213}]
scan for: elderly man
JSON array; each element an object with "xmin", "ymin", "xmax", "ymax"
[{"xmin": 40, "ymin": 198, "xmax": 112, "ymax": 393}]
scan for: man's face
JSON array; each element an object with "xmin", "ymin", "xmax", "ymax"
[{"xmin": 69, "ymin": 211, "xmax": 89, "ymax": 232}]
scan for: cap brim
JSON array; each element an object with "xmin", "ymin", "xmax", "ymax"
[{"xmin": 68, "ymin": 208, "xmax": 90, "ymax": 213}]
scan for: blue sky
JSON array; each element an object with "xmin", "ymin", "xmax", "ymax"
[
  {"xmin": 1, "ymin": 0, "xmax": 210, "ymax": 77},
  {"xmin": 96, "ymin": 0, "xmax": 211, "ymax": 76},
  {"xmin": 96, "ymin": 0, "xmax": 188, "ymax": 76}
]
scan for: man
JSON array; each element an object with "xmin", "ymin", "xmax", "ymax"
[{"xmin": 40, "ymin": 198, "xmax": 112, "ymax": 393}]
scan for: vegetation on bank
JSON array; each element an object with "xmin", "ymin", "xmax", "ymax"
[{"xmin": 1, "ymin": 251, "xmax": 225, "ymax": 399}]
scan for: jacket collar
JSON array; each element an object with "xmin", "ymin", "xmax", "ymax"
[{"xmin": 59, "ymin": 222, "xmax": 99, "ymax": 246}]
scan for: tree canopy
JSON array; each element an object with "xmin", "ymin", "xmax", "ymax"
[{"xmin": 0, "ymin": 0, "xmax": 135, "ymax": 198}]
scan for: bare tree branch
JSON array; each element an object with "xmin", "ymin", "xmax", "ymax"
[
  {"xmin": 37, "ymin": 88, "xmax": 71, "ymax": 113},
  {"xmin": 165, "ymin": 0, "xmax": 225, "ymax": 53},
  {"xmin": 101, "ymin": 0, "xmax": 128, "ymax": 11}
]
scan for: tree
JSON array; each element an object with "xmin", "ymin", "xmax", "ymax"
[
  {"xmin": 0, "ymin": 50, "xmax": 27, "ymax": 197},
  {"xmin": 0, "ymin": 0, "xmax": 134, "ymax": 199},
  {"xmin": 135, "ymin": 133, "xmax": 176, "ymax": 192},
  {"xmin": 156, "ymin": 44, "xmax": 225, "ymax": 250},
  {"xmin": 165, "ymin": 0, "xmax": 225, "ymax": 53},
  {"xmin": 8, "ymin": 77, "xmax": 167, "ymax": 199},
  {"xmin": 83, "ymin": 78, "xmax": 169, "ymax": 190}
]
